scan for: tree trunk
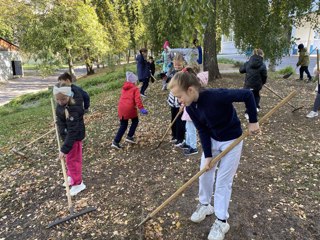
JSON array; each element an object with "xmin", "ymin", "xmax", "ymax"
[
  {"xmin": 203, "ymin": 0, "xmax": 221, "ymax": 81},
  {"xmin": 66, "ymin": 48, "xmax": 76, "ymax": 82},
  {"xmin": 127, "ymin": 49, "xmax": 130, "ymax": 64},
  {"xmin": 268, "ymin": 59, "xmax": 276, "ymax": 72}
]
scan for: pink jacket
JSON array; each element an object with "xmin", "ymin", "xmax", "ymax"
[{"xmin": 181, "ymin": 71, "xmax": 208, "ymax": 121}]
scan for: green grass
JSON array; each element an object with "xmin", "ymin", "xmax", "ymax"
[
  {"xmin": 217, "ymin": 57, "xmax": 237, "ymax": 64},
  {"xmin": 0, "ymin": 63, "xmax": 136, "ymax": 147},
  {"xmin": 277, "ymin": 66, "xmax": 295, "ymax": 75}
]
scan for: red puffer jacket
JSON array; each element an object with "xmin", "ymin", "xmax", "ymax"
[{"xmin": 118, "ymin": 82, "xmax": 144, "ymax": 120}]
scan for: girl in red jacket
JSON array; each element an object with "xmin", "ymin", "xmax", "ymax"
[{"xmin": 112, "ymin": 72, "xmax": 148, "ymax": 149}]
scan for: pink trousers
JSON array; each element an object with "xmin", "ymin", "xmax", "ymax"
[{"xmin": 66, "ymin": 141, "xmax": 83, "ymax": 185}]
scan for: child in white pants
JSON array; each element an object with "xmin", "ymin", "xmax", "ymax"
[{"xmin": 168, "ymin": 69, "xmax": 259, "ymax": 240}]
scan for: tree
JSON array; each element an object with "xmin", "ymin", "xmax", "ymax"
[
  {"xmin": 230, "ymin": 0, "xmax": 319, "ymax": 70},
  {"xmin": 18, "ymin": 0, "xmax": 107, "ymax": 76}
]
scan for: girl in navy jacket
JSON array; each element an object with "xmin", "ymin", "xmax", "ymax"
[{"xmin": 168, "ymin": 70, "xmax": 260, "ymax": 240}]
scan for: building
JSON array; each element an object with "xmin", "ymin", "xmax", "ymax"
[
  {"xmin": 220, "ymin": 15, "xmax": 320, "ymax": 56},
  {"xmin": 0, "ymin": 37, "xmax": 23, "ymax": 81}
]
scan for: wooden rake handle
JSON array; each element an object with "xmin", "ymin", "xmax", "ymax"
[
  {"xmin": 156, "ymin": 107, "xmax": 184, "ymax": 148},
  {"xmin": 50, "ymin": 98, "xmax": 74, "ymax": 214},
  {"xmin": 264, "ymin": 85, "xmax": 296, "ymax": 109},
  {"xmin": 20, "ymin": 128, "xmax": 55, "ymax": 151},
  {"xmin": 138, "ymin": 90, "xmax": 297, "ymax": 226}
]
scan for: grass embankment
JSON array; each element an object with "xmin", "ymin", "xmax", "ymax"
[{"xmin": 0, "ymin": 64, "xmax": 136, "ymax": 150}]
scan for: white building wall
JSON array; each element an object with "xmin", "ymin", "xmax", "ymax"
[{"xmin": 0, "ymin": 51, "xmax": 22, "ymax": 81}]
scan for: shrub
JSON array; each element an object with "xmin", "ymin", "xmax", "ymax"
[{"xmin": 277, "ymin": 66, "xmax": 295, "ymax": 75}]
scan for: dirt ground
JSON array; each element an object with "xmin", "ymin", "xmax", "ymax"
[{"xmin": 0, "ymin": 72, "xmax": 319, "ymax": 240}]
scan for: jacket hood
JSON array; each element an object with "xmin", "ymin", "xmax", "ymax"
[
  {"xmin": 123, "ymin": 82, "xmax": 135, "ymax": 90},
  {"xmin": 248, "ymin": 55, "xmax": 264, "ymax": 69}
]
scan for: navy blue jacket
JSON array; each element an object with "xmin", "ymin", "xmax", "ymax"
[
  {"xmin": 72, "ymin": 84, "xmax": 90, "ymax": 110},
  {"xmin": 186, "ymin": 88, "xmax": 257, "ymax": 158},
  {"xmin": 136, "ymin": 54, "xmax": 151, "ymax": 80}
]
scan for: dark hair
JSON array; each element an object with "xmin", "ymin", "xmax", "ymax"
[
  {"xmin": 298, "ymin": 44, "xmax": 304, "ymax": 50},
  {"xmin": 140, "ymin": 48, "xmax": 148, "ymax": 53},
  {"xmin": 168, "ymin": 68, "xmax": 202, "ymax": 92},
  {"xmin": 149, "ymin": 56, "xmax": 154, "ymax": 60},
  {"xmin": 58, "ymin": 72, "xmax": 72, "ymax": 82},
  {"xmin": 193, "ymin": 39, "xmax": 198, "ymax": 45}
]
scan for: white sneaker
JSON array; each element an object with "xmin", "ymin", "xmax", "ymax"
[
  {"xmin": 208, "ymin": 219, "xmax": 230, "ymax": 240},
  {"xmin": 244, "ymin": 113, "xmax": 249, "ymax": 120},
  {"xmin": 62, "ymin": 176, "xmax": 72, "ymax": 187},
  {"xmin": 190, "ymin": 204, "xmax": 214, "ymax": 223},
  {"xmin": 70, "ymin": 182, "xmax": 86, "ymax": 196},
  {"xmin": 256, "ymin": 108, "xmax": 260, "ymax": 113},
  {"xmin": 306, "ymin": 111, "xmax": 318, "ymax": 118}
]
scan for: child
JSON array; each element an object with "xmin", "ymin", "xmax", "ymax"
[
  {"xmin": 148, "ymin": 56, "xmax": 155, "ymax": 83},
  {"xmin": 136, "ymin": 48, "xmax": 151, "ymax": 97},
  {"xmin": 58, "ymin": 72, "xmax": 90, "ymax": 113},
  {"xmin": 239, "ymin": 48, "xmax": 267, "ymax": 120},
  {"xmin": 306, "ymin": 65, "xmax": 320, "ymax": 118},
  {"xmin": 296, "ymin": 43, "xmax": 312, "ymax": 81},
  {"xmin": 167, "ymin": 54, "xmax": 186, "ymax": 147},
  {"xmin": 168, "ymin": 71, "xmax": 260, "ymax": 240},
  {"xmin": 181, "ymin": 64, "xmax": 208, "ymax": 156},
  {"xmin": 112, "ymin": 72, "xmax": 148, "ymax": 149},
  {"xmin": 53, "ymin": 82, "xmax": 86, "ymax": 196}
]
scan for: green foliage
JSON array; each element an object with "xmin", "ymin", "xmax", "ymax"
[
  {"xmin": 230, "ymin": 0, "xmax": 317, "ymax": 64},
  {"xmin": 277, "ymin": 66, "xmax": 295, "ymax": 75},
  {"xmin": 217, "ymin": 58, "xmax": 237, "ymax": 64}
]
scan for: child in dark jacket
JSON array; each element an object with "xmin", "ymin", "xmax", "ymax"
[
  {"xmin": 296, "ymin": 43, "xmax": 312, "ymax": 81},
  {"xmin": 112, "ymin": 72, "xmax": 148, "ymax": 149},
  {"xmin": 58, "ymin": 72, "xmax": 90, "ymax": 113},
  {"xmin": 136, "ymin": 48, "xmax": 151, "ymax": 97},
  {"xmin": 167, "ymin": 54, "xmax": 186, "ymax": 147},
  {"xmin": 168, "ymin": 70, "xmax": 259, "ymax": 240},
  {"xmin": 53, "ymin": 82, "xmax": 86, "ymax": 196},
  {"xmin": 239, "ymin": 48, "xmax": 267, "ymax": 119}
]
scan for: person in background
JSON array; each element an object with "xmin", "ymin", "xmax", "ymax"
[
  {"xmin": 296, "ymin": 43, "xmax": 312, "ymax": 82},
  {"xmin": 58, "ymin": 72, "xmax": 90, "ymax": 113},
  {"xmin": 306, "ymin": 65, "xmax": 320, "ymax": 118},
  {"xmin": 136, "ymin": 48, "xmax": 151, "ymax": 97},
  {"xmin": 239, "ymin": 48, "xmax": 267, "ymax": 120},
  {"xmin": 148, "ymin": 56, "xmax": 156, "ymax": 83}
]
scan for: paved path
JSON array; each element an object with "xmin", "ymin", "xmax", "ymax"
[{"xmin": 0, "ymin": 66, "xmax": 88, "ymax": 106}]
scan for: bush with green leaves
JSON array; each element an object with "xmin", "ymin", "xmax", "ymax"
[{"xmin": 277, "ymin": 66, "xmax": 295, "ymax": 75}]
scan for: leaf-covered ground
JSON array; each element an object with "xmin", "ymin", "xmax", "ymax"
[{"xmin": 0, "ymin": 72, "xmax": 319, "ymax": 240}]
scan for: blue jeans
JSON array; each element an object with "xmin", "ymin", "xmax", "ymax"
[
  {"xmin": 185, "ymin": 121, "xmax": 197, "ymax": 149},
  {"xmin": 114, "ymin": 117, "xmax": 139, "ymax": 143},
  {"xmin": 313, "ymin": 93, "xmax": 320, "ymax": 112}
]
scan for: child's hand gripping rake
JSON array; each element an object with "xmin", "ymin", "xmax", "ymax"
[{"xmin": 48, "ymin": 98, "xmax": 96, "ymax": 228}]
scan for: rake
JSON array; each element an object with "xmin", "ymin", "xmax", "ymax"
[
  {"xmin": 48, "ymin": 98, "xmax": 96, "ymax": 228},
  {"xmin": 11, "ymin": 128, "xmax": 55, "ymax": 158},
  {"xmin": 154, "ymin": 107, "xmax": 183, "ymax": 150},
  {"xmin": 137, "ymin": 91, "xmax": 297, "ymax": 227},
  {"xmin": 264, "ymin": 84, "xmax": 303, "ymax": 112}
]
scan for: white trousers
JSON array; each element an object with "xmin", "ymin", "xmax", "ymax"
[{"xmin": 199, "ymin": 138, "xmax": 243, "ymax": 220}]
